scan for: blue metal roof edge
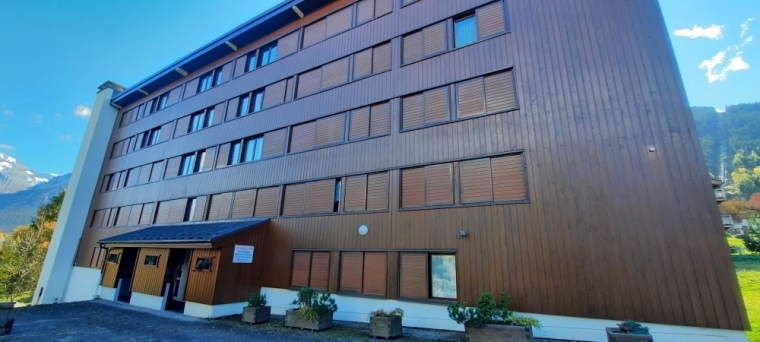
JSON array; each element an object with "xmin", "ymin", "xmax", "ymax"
[
  {"xmin": 111, "ymin": 0, "xmax": 305, "ymax": 107},
  {"xmin": 98, "ymin": 218, "xmax": 269, "ymax": 245}
]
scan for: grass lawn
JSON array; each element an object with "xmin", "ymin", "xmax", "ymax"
[{"xmin": 731, "ymin": 237, "xmax": 759, "ymax": 341}]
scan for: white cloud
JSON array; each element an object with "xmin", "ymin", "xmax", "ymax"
[
  {"xmin": 674, "ymin": 25, "xmax": 724, "ymax": 39},
  {"xmin": 73, "ymin": 105, "xmax": 92, "ymax": 117},
  {"xmin": 50, "ymin": 173, "xmax": 58, "ymax": 177},
  {"xmin": 746, "ymin": 36, "xmax": 753, "ymax": 43},
  {"xmin": 0, "ymin": 144, "xmax": 15, "ymax": 151},
  {"xmin": 699, "ymin": 51, "xmax": 751, "ymax": 83},
  {"xmin": 2, "ymin": 110, "xmax": 12, "ymax": 117},
  {"xmin": 741, "ymin": 18, "xmax": 754, "ymax": 38},
  {"xmin": 54, "ymin": 113, "xmax": 63, "ymax": 118},
  {"xmin": 726, "ymin": 55, "xmax": 750, "ymax": 72}
]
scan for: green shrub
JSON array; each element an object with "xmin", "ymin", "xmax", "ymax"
[
  {"xmin": 742, "ymin": 212, "xmax": 760, "ymax": 253},
  {"xmin": 617, "ymin": 320, "xmax": 650, "ymax": 335},
  {"xmin": 369, "ymin": 307, "xmax": 404, "ymax": 318},
  {"xmin": 289, "ymin": 287, "xmax": 338, "ymax": 322},
  {"xmin": 447, "ymin": 292, "xmax": 540, "ymax": 328},
  {"xmin": 247, "ymin": 293, "xmax": 267, "ymax": 307}
]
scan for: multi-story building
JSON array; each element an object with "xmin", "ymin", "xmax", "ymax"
[{"xmin": 35, "ymin": 0, "xmax": 749, "ymax": 340}]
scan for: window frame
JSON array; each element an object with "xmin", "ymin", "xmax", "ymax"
[
  {"xmin": 429, "ymin": 253, "xmax": 458, "ymax": 300},
  {"xmin": 453, "ymin": 14, "xmax": 477, "ymax": 48},
  {"xmin": 257, "ymin": 42, "xmax": 278, "ymax": 67}
]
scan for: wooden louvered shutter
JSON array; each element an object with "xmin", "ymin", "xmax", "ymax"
[
  {"xmin": 167, "ymin": 86, "xmax": 182, "ymax": 106},
  {"xmin": 424, "ymin": 87, "xmax": 450, "ymax": 124},
  {"xmin": 220, "ymin": 62, "xmax": 233, "ymax": 83},
  {"xmin": 356, "ymin": 0, "xmax": 374, "ymax": 24},
  {"xmin": 484, "ymin": 70, "xmax": 516, "ymax": 112},
  {"xmin": 138, "ymin": 164, "xmax": 152, "ymax": 184},
  {"xmin": 291, "ymin": 251, "xmax": 311, "ymax": 287},
  {"xmin": 159, "ymin": 123, "xmax": 173, "ymax": 143},
  {"xmin": 290, "ymin": 121, "xmax": 317, "ymax": 152},
  {"xmin": 304, "ymin": 180, "xmax": 335, "ymax": 214},
  {"xmin": 202, "ymin": 147, "xmax": 216, "ymax": 171},
  {"xmin": 261, "ymin": 128, "xmax": 287, "ymax": 158},
  {"xmin": 100, "ymin": 175, "xmax": 111, "ymax": 192},
  {"xmin": 309, "ymin": 252, "xmax": 330, "ymax": 291},
  {"xmin": 315, "ymin": 114, "xmax": 345, "ymax": 147},
  {"xmin": 174, "ymin": 116, "xmax": 191, "ymax": 138},
  {"xmin": 91, "ymin": 210, "xmax": 105, "ymax": 228},
  {"xmin": 154, "ymin": 201, "xmax": 171, "ymax": 223},
  {"xmin": 216, "ymin": 143, "xmax": 231, "ymax": 168},
  {"xmin": 369, "ymin": 102, "xmax": 390, "ymax": 136},
  {"xmin": 140, "ymin": 203, "xmax": 154, "ymax": 225},
  {"xmin": 282, "ymin": 183, "xmax": 306, "ymax": 215},
  {"xmin": 400, "ymin": 253, "xmax": 427, "ymax": 299},
  {"xmin": 476, "ymin": 1, "xmax": 506, "ymax": 40},
  {"xmin": 402, "ymin": 31, "xmax": 423, "ymax": 64},
  {"xmin": 402, "ymin": 93, "xmax": 424, "ymax": 130},
  {"xmin": 110, "ymin": 172, "xmax": 121, "ymax": 191},
  {"xmin": 104, "ymin": 208, "xmax": 115, "ymax": 227},
  {"xmin": 192, "ymin": 196, "xmax": 208, "ymax": 221},
  {"xmin": 372, "ymin": 42, "xmax": 391, "ymax": 74},
  {"xmin": 150, "ymin": 161, "xmax": 163, "ymax": 182},
  {"xmin": 183, "ymin": 78, "xmax": 199, "ymax": 100},
  {"xmin": 297, "ymin": 68, "xmax": 322, "ymax": 98},
  {"xmin": 353, "ymin": 48, "xmax": 373, "ymax": 79},
  {"xmin": 207, "ymin": 194, "xmax": 222, "ymax": 221},
  {"xmin": 425, "ymin": 163, "xmax": 453, "ymax": 205},
  {"xmin": 128, "ymin": 205, "xmax": 142, "ymax": 226},
  {"xmin": 167, "ymin": 199, "xmax": 186, "ymax": 223},
  {"xmin": 366, "ymin": 172, "xmax": 389, "ymax": 210},
  {"xmin": 216, "ymin": 192, "xmax": 233, "ymax": 220},
  {"xmin": 375, "ymin": 0, "xmax": 392, "ymax": 16},
  {"xmin": 124, "ymin": 138, "xmax": 135, "ymax": 155},
  {"xmin": 278, "ymin": 30, "xmax": 300, "ymax": 57},
  {"xmin": 460, "ymin": 158, "xmax": 493, "ymax": 203},
  {"xmin": 491, "ymin": 154, "xmax": 526, "ymax": 201},
  {"xmin": 225, "ymin": 97, "xmax": 240, "ymax": 121},
  {"xmin": 340, "ymin": 252, "xmax": 363, "ymax": 292},
  {"xmin": 115, "ymin": 208, "xmax": 126, "ymax": 227},
  {"xmin": 254, "ymin": 187, "xmax": 280, "ymax": 217},
  {"xmin": 423, "ymin": 22, "xmax": 447, "ymax": 56},
  {"xmin": 349, "ymin": 106, "xmax": 370, "ymax": 140},
  {"xmin": 126, "ymin": 168, "xmax": 139, "ymax": 187},
  {"xmin": 111, "ymin": 141, "xmax": 124, "ymax": 158},
  {"xmin": 263, "ymin": 79, "xmax": 288, "ymax": 108},
  {"xmin": 321, "ymin": 57, "xmax": 349, "ymax": 89},
  {"xmin": 363, "ymin": 252, "xmax": 387, "ymax": 296},
  {"xmin": 164, "ymin": 156, "xmax": 181, "ymax": 178},
  {"xmin": 120, "ymin": 112, "xmax": 130, "ymax": 127},
  {"xmin": 134, "ymin": 133, "xmax": 144, "ymax": 151},
  {"xmin": 212, "ymin": 103, "xmax": 225, "ymax": 125},
  {"xmin": 344, "ymin": 175, "xmax": 367, "ymax": 211},
  {"xmin": 457, "ymin": 78, "xmax": 486, "ymax": 117},
  {"xmin": 401, "ymin": 168, "xmax": 425, "ymax": 207},
  {"xmin": 232, "ymin": 189, "xmax": 256, "ymax": 218},
  {"xmin": 233, "ymin": 55, "xmax": 247, "ymax": 78},
  {"xmin": 302, "ymin": 19, "xmax": 326, "ymax": 48},
  {"xmin": 326, "ymin": 6, "xmax": 353, "ymax": 37}
]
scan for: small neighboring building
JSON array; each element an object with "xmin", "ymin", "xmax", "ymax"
[
  {"xmin": 712, "ymin": 179, "xmax": 727, "ymax": 202},
  {"xmin": 750, "ymin": 192, "xmax": 760, "ymax": 210}
]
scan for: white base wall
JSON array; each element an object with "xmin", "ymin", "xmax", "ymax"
[
  {"xmin": 100, "ymin": 286, "xmax": 118, "ymax": 302},
  {"xmin": 62, "ymin": 266, "xmax": 101, "ymax": 303},
  {"xmin": 259, "ymin": 287, "xmax": 747, "ymax": 342},
  {"xmin": 184, "ymin": 301, "xmax": 248, "ymax": 318},
  {"xmin": 129, "ymin": 292, "xmax": 164, "ymax": 311}
]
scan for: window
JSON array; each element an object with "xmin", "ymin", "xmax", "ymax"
[
  {"xmin": 242, "ymin": 137, "xmax": 263, "ymax": 162},
  {"xmin": 454, "ymin": 15, "xmax": 477, "ymax": 48},
  {"xmin": 252, "ymin": 90, "xmax": 264, "ymax": 113},
  {"xmin": 459, "ymin": 154, "xmax": 526, "ymax": 203},
  {"xmin": 349, "ymin": 102, "xmax": 391, "ymax": 140},
  {"xmin": 180, "ymin": 154, "xmax": 196, "ymax": 176},
  {"xmin": 142, "ymin": 127, "xmax": 161, "ymax": 148},
  {"xmin": 178, "ymin": 150, "xmax": 206, "ymax": 176},
  {"xmin": 144, "ymin": 255, "xmax": 159, "ymax": 266},
  {"xmin": 246, "ymin": 52, "xmax": 258, "ymax": 72},
  {"xmin": 238, "ymin": 95, "xmax": 251, "ymax": 117},
  {"xmin": 401, "ymin": 163, "xmax": 454, "ymax": 208},
  {"xmin": 399, "ymin": 252, "xmax": 457, "ymax": 300},
  {"xmin": 430, "ymin": 254, "xmax": 457, "ymax": 299},
  {"xmin": 198, "ymin": 72, "xmax": 213, "ymax": 93},
  {"xmin": 229, "ymin": 141, "xmax": 242, "ymax": 165},
  {"xmin": 157, "ymin": 93, "xmax": 170, "ymax": 110},
  {"xmin": 290, "ymin": 251, "xmax": 330, "ymax": 291},
  {"xmin": 344, "ymin": 172, "xmax": 389, "ymax": 211},
  {"xmin": 258, "ymin": 42, "xmax": 278, "ymax": 67},
  {"xmin": 184, "ymin": 198, "xmax": 197, "ymax": 222},
  {"xmin": 194, "ymin": 257, "xmax": 213, "ymax": 271},
  {"xmin": 190, "ymin": 111, "xmax": 206, "ymax": 132},
  {"xmin": 334, "ymin": 179, "xmax": 342, "ymax": 212},
  {"xmin": 339, "ymin": 251, "xmax": 387, "ymax": 296},
  {"xmin": 282, "ymin": 179, "xmax": 339, "ymax": 215},
  {"xmin": 107, "ymin": 253, "xmax": 119, "ymax": 263},
  {"xmin": 213, "ymin": 66, "xmax": 224, "ymax": 86}
]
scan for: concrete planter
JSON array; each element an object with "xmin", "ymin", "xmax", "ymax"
[
  {"xmin": 285, "ymin": 309, "xmax": 333, "ymax": 331},
  {"xmin": 369, "ymin": 316, "xmax": 402, "ymax": 339},
  {"xmin": 242, "ymin": 306, "xmax": 271, "ymax": 324},
  {"xmin": 606, "ymin": 327, "xmax": 654, "ymax": 342},
  {"xmin": 465, "ymin": 324, "xmax": 533, "ymax": 342}
]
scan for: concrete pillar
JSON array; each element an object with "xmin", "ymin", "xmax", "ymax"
[{"xmin": 33, "ymin": 81, "xmax": 125, "ymax": 305}]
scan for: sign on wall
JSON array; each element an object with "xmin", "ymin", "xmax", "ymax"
[{"xmin": 232, "ymin": 245, "xmax": 254, "ymax": 263}]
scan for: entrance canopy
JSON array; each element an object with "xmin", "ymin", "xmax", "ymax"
[{"xmin": 99, "ymin": 218, "xmax": 269, "ymax": 249}]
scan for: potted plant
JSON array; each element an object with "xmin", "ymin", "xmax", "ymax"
[
  {"xmin": 606, "ymin": 320, "xmax": 653, "ymax": 342},
  {"xmin": 285, "ymin": 287, "xmax": 338, "ymax": 331},
  {"xmin": 242, "ymin": 293, "xmax": 270, "ymax": 324},
  {"xmin": 368, "ymin": 308, "xmax": 404, "ymax": 339},
  {"xmin": 448, "ymin": 292, "xmax": 540, "ymax": 342}
]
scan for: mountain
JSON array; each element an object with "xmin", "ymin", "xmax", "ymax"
[
  {"xmin": 0, "ymin": 173, "xmax": 70, "ymax": 232},
  {"xmin": 0, "ymin": 152, "xmax": 57, "ymax": 194}
]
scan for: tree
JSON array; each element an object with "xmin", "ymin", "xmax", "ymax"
[
  {"xmin": 0, "ymin": 189, "xmax": 64, "ymax": 301},
  {"xmin": 720, "ymin": 200, "xmax": 753, "ymax": 220},
  {"xmin": 742, "ymin": 211, "xmax": 760, "ymax": 254}
]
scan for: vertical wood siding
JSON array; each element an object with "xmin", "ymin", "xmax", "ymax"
[
  {"xmin": 100, "ymin": 248, "xmax": 122, "ymax": 287},
  {"xmin": 185, "ymin": 249, "xmax": 221, "ymax": 304},
  {"xmin": 131, "ymin": 248, "xmax": 170, "ymax": 296}
]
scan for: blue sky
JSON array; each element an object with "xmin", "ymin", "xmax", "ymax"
[{"xmin": 0, "ymin": 0, "xmax": 758, "ymax": 175}]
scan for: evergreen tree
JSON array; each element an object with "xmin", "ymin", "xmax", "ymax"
[{"xmin": 742, "ymin": 211, "xmax": 760, "ymax": 254}]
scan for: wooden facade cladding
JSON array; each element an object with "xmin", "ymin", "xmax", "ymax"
[
  {"xmin": 131, "ymin": 248, "xmax": 170, "ymax": 296},
  {"xmin": 100, "ymin": 248, "xmax": 122, "ymax": 287},
  {"xmin": 184, "ymin": 249, "xmax": 221, "ymax": 304},
  {"xmin": 79, "ymin": 0, "xmax": 750, "ymax": 331}
]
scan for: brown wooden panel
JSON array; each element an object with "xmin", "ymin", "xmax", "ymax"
[
  {"xmin": 302, "ymin": 19, "xmax": 326, "ymax": 48},
  {"xmin": 174, "ymin": 116, "xmax": 191, "ymax": 138},
  {"xmin": 401, "ymin": 168, "xmax": 425, "ymax": 208},
  {"xmin": 349, "ymin": 106, "xmax": 370, "ymax": 140},
  {"xmin": 233, "ymin": 56, "xmax": 247, "ymax": 78},
  {"xmin": 212, "ymin": 103, "xmax": 225, "ymax": 125},
  {"xmin": 340, "ymin": 252, "xmax": 363, "ymax": 292},
  {"xmin": 291, "ymin": 251, "xmax": 311, "ymax": 287},
  {"xmin": 216, "ymin": 192, "xmax": 233, "ymax": 220},
  {"xmin": 184, "ymin": 249, "xmax": 220, "ymax": 304},
  {"xmin": 315, "ymin": 114, "xmax": 345, "ymax": 147},
  {"xmin": 325, "ymin": 6, "xmax": 353, "ymax": 37},
  {"xmin": 356, "ymin": 0, "xmax": 374, "ymax": 24},
  {"xmin": 424, "ymin": 87, "xmax": 450, "ymax": 124},
  {"xmin": 216, "ymin": 143, "xmax": 231, "ymax": 168},
  {"xmin": 149, "ymin": 161, "xmax": 163, "ymax": 182},
  {"xmin": 402, "ymin": 30, "xmax": 423, "ymax": 65},
  {"xmin": 400, "ymin": 253, "xmax": 427, "ymax": 299},
  {"xmin": 290, "ymin": 121, "xmax": 317, "ymax": 153},
  {"xmin": 282, "ymin": 183, "xmax": 306, "ymax": 216},
  {"xmin": 261, "ymin": 128, "xmax": 287, "ymax": 158},
  {"xmin": 254, "ymin": 187, "xmax": 280, "ymax": 217},
  {"xmin": 304, "ymin": 179, "xmax": 335, "ymax": 214},
  {"xmin": 484, "ymin": 70, "xmax": 516, "ymax": 113},
  {"xmin": 369, "ymin": 101, "xmax": 390, "ymax": 136},
  {"xmin": 167, "ymin": 198, "xmax": 186, "ymax": 223},
  {"xmin": 297, "ymin": 68, "xmax": 322, "ymax": 98},
  {"xmin": 166, "ymin": 86, "xmax": 182, "ymax": 106},
  {"xmin": 154, "ymin": 201, "xmax": 171, "ymax": 224},
  {"xmin": 321, "ymin": 57, "xmax": 349, "ymax": 89},
  {"xmin": 138, "ymin": 164, "xmax": 152, "ymax": 184},
  {"xmin": 476, "ymin": 2, "xmax": 506, "ymax": 40},
  {"xmin": 226, "ymin": 96, "xmax": 240, "ymax": 121},
  {"xmin": 372, "ymin": 42, "xmax": 391, "ymax": 74},
  {"xmin": 460, "ymin": 158, "xmax": 494, "ymax": 203},
  {"xmin": 131, "ymin": 248, "xmax": 169, "ymax": 296},
  {"xmin": 363, "ymin": 252, "xmax": 387, "ymax": 296},
  {"xmin": 232, "ymin": 189, "xmax": 257, "ymax": 219},
  {"xmin": 158, "ymin": 123, "xmax": 173, "ymax": 143},
  {"xmin": 374, "ymin": 0, "xmax": 392, "ymax": 16},
  {"xmin": 344, "ymin": 175, "xmax": 367, "ymax": 211},
  {"xmin": 192, "ymin": 196, "xmax": 208, "ymax": 222},
  {"xmin": 164, "ymin": 156, "xmax": 181, "ymax": 179},
  {"xmin": 139, "ymin": 203, "xmax": 154, "ymax": 225},
  {"xmin": 202, "ymin": 147, "xmax": 216, "ymax": 172},
  {"xmin": 402, "ymin": 93, "xmax": 424, "ymax": 130},
  {"xmin": 263, "ymin": 79, "xmax": 288, "ymax": 108},
  {"xmin": 491, "ymin": 154, "xmax": 526, "ymax": 201},
  {"xmin": 220, "ymin": 62, "xmax": 233, "ymax": 83},
  {"xmin": 128, "ymin": 204, "xmax": 142, "ymax": 226},
  {"xmin": 278, "ymin": 30, "xmax": 300, "ymax": 57},
  {"xmin": 309, "ymin": 252, "xmax": 330, "ymax": 291},
  {"xmin": 425, "ymin": 163, "xmax": 453, "ymax": 205},
  {"xmin": 366, "ymin": 172, "xmax": 389, "ymax": 210},
  {"xmin": 423, "ymin": 21, "xmax": 447, "ymax": 56},
  {"xmin": 457, "ymin": 78, "xmax": 485, "ymax": 117},
  {"xmin": 353, "ymin": 48, "xmax": 373, "ymax": 79},
  {"xmin": 115, "ymin": 206, "xmax": 130, "ymax": 227},
  {"xmin": 100, "ymin": 175, "xmax": 111, "ymax": 193},
  {"xmin": 101, "ymin": 248, "xmax": 122, "ymax": 287}
]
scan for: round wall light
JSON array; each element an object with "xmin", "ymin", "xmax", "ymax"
[
  {"xmin": 358, "ymin": 225, "xmax": 369, "ymax": 236},
  {"xmin": 648, "ymin": 146, "xmax": 657, "ymax": 152}
]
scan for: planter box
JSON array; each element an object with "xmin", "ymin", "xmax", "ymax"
[
  {"xmin": 465, "ymin": 324, "xmax": 532, "ymax": 342},
  {"xmin": 0, "ymin": 319, "xmax": 13, "ymax": 336},
  {"xmin": 606, "ymin": 328, "xmax": 654, "ymax": 342},
  {"xmin": 285, "ymin": 309, "xmax": 333, "ymax": 331},
  {"xmin": 242, "ymin": 306, "xmax": 271, "ymax": 324},
  {"xmin": 370, "ymin": 316, "xmax": 402, "ymax": 339}
]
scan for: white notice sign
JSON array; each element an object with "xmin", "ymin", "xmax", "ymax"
[{"xmin": 232, "ymin": 245, "xmax": 254, "ymax": 263}]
